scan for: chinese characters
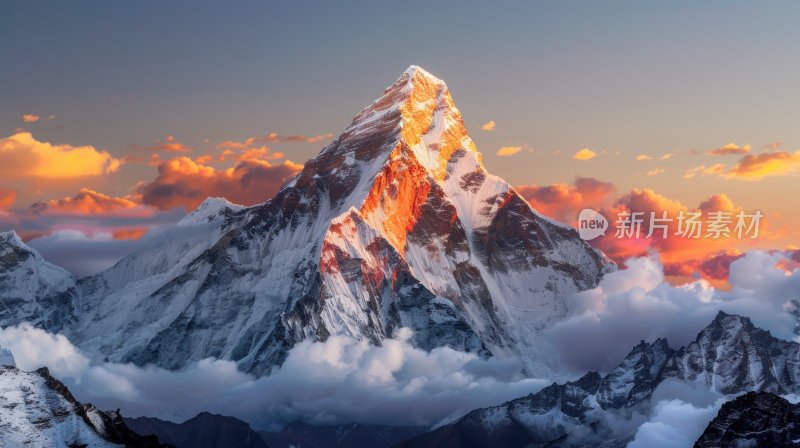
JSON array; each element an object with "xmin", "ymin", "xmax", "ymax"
[{"xmin": 614, "ymin": 210, "xmax": 762, "ymax": 239}]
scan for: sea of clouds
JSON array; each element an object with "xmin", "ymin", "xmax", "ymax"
[{"xmin": 0, "ymin": 250, "xmax": 797, "ymax": 439}]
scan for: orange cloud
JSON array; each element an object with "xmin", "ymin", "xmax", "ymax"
[
  {"xmin": 683, "ymin": 163, "xmax": 726, "ymax": 179},
  {"xmin": 193, "ymin": 154, "xmax": 214, "ymax": 164},
  {"xmin": 708, "ymin": 143, "xmax": 751, "ymax": 156},
  {"xmin": 218, "ymin": 132, "xmax": 333, "ymax": 150},
  {"xmin": 30, "ymin": 188, "xmax": 140, "ymax": 215},
  {"xmin": 21, "ymin": 114, "xmax": 55, "ymax": 123},
  {"xmin": 496, "ymin": 146, "xmax": 522, "ymax": 157},
  {"xmin": 635, "ymin": 154, "xmax": 652, "ymax": 161},
  {"xmin": 517, "ymin": 177, "xmax": 774, "ymax": 283},
  {"xmin": 480, "ymin": 120, "xmax": 496, "ymax": 131},
  {"xmin": 726, "ymin": 150, "xmax": 800, "ymax": 180},
  {"xmin": 645, "ymin": 168, "xmax": 665, "ymax": 176},
  {"xmin": 138, "ymin": 156, "xmax": 303, "ymax": 211},
  {"xmin": 516, "ymin": 177, "xmax": 616, "ymax": 225},
  {"xmin": 0, "ymin": 132, "xmax": 120, "ymax": 179},
  {"xmin": 146, "ymin": 135, "xmax": 193, "ymax": 153},
  {"xmin": 573, "ymin": 148, "xmax": 597, "ymax": 160},
  {"xmin": 112, "ymin": 228, "xmax": 149, "ymax": 240},
  {"xmin": 0, "ymin": 188, "xmax": 17, "ymax": 210},
  {"xmin": 762, "ymin": 141, "xmax": 782, "ymax": 150},
  {"xmin": 1, "ymin": 188, "xmax": 169, "ymax": 243},
  {"xmin": 218, "ymin": 146, "xmax": 285, "ymax": 163}
]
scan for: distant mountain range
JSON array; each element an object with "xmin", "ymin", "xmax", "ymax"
[
  {"xmin": 1, "ymin": 311, "xmax": 798, "ymax": 447},
  {"xmin": 398, "ymin": 311, "xmax": 800, "ymax": 447}
]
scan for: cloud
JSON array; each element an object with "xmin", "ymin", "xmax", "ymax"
[
  {"xmin": 480, "ymin": 121, "xmax": 496, "ymax": 131},
  {"xmin": 762, "ymin": 141, "xmax": 782, "ymax": 150},
  {"xmin": 516, "ymin": 176, "xmax": 775, "ymax": 283},
  {"xmin": 0, "ymin": 132, "xmax": 120, "ymax": 180},
  {"xmin": 683, "ymin": 163, "xmax": 726, "ymax": 179},
  {"xmin": 726, "ymin": 150, "xmax": 800, "ymax": 180},
  {"xmin": 0, "ymin": 188, "xmax": 17, "ymax": 210},
  {"xmin": 635, "ymin": 154, "xmax": 652, "ymax": 161},
  {"xmin": 145, "ymin": 135, "xmax": 193, "ymax": 153},
  {"xmin": 543, "ymin": 252, "xmax": 800, "ymax": 374},
  {"xmin": 0, "ymin": 323, "xmax": 90, "ymax": 377},
  {"xmin": 218, "ymin": 146, "xmax": 285, "ymax": 163},
  {"xmin": 683, "ymin": 151, "xmax": 800, "ymax": 180},
  {"xmin": 628, "ymin": 380, "xmax": 725, "ymax": 448},
  {"xmin": 708, "ymin": 143, "xmax": 751, "ymax": 156},
  {"xmin": 573, "ymin": 148, "xmax": 597, "ymax": 160},
  {"xmin": 21, "ymin": 114, "xmax": 55, "ymax": 123},
  {"xmin": 659, "ymin": 152, "xmax": 675, "ymax": 160},
  {"xmin": 0, "ymin": 188, "xmax": 186, "ymax": 273},
  {"xmin": 516, "ymin": 177, "xmax": 616, "ymax": 224},
  {"xmin": 138, "ymin": 156, "xmax": 303, "ymax": 211},
  {"xmin": 27, "ymin": 230, "xmax": 150, "ymax": 275},
  {"xmin": 592, "ymin": 189, "xmax": 749, "ymax": 270},
  {"xmin": 218, "ymin": 132, "xmax": 333, "ymax": 150},
  {"xmin": 0, "ymin": 324, "xmax": 546, "ymax": 430},
  {"xmin": 193, "ymin": 154, "xmax": 214, "ymax": 164},
  {"xmin": 496, "ymin": 146, "xmax": 522, "ymax": 157},
  {"xmin": 644, "ymin": 168, "xmax": 665, "ymax": 176},
  {"xmin": 29, "ymin": 188, "xmax": 141, "ymax": 215},
  {"xmin": 1, "ymin": 250, "xmax": 795, "ymax": 434}
]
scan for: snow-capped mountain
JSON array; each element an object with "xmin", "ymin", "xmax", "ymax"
[
  {"xmin": 0, "ymin": 231, "xmax": 77, "ymax": 333},
  {"xmin": 0, "ymin": 349, "xmax": 163, "ymax": 447},
  {"xmin": 399, "ymin": 312, "xmax": 800, "ymax": 447},
  {"xmin": 0, "ymin": 66, "xmax": 612, "ymax": 376},
  {"xmin": 661, "ymin": 310, "xmax": 800, "ymax": 394}
]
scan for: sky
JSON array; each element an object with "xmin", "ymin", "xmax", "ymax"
[{"xmin": 2, "ymin": 1, "xmax": 799, "ymax": 277}]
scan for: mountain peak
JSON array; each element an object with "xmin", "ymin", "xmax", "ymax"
[
  {"xmin": 0, "ymin": 230, "xmax": 24, "ymax": 248},
  {"xmin": 178, "ymin": 197, "xmax": 244, "ymax": 226},
  {"xmin": 396, "ymin": 65, "xmax": 447, "ymax": 89},
  {"xmin": 710, "ymin": 310, "xmax": 752, "ymax": 327}
]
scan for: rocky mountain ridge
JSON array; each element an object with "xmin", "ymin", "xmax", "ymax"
[{"xmin": 398, "ymin": 312, "xmax": 800, "ymax": 447}]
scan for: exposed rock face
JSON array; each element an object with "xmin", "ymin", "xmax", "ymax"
[
  {"xmin": 399, "ymin": 312, "xmax": 800, "ymax": 448},
  {"xmin": 661, "ymin": 310, "xmax": 800, "ymax": 394},
  {"xmin": 694, "ymin": 392, "xmax": 800, "ymax": 448},
  {"xmin": 0, "ymin": 66, "xmax": 613, "ymax": 376},
  {"xmin": 0, "ymin": 363, "xmax": 163, "ymax": 447}
]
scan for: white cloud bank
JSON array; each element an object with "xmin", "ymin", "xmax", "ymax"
[
  {"xmin": 543, "ymin": 250, "xmax": 800, "ymax": 374},
  {"xmin": 0, "ymin": 325, "xmax": 546, "ymax": 430},
  {"xmin": 0, "ymin": 250, "xmax": 797, "ymax": 436}
]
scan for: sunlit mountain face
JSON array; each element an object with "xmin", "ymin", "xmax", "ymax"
[
  {"xmin": 3, "ymin": 3, "xmax": 800, "ymax": 447},
  {"xmin": 0, "ymin": 67, "xmax": 612, "ymax": 381}
]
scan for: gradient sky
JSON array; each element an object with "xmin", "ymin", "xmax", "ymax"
[{"xmin": 2, "ymin": 1, "xmax": 799, "ymax": 273}]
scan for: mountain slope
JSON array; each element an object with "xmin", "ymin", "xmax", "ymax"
[
  {"xmin": 399, "ymin": 312, "xmax": 800, "ymax": 448},
  {"xmin": 0, "ymin": 66, "xmax": 613, "ymax": 376},
  {"xmin": 0, "ymin": 356, "xmax": 163, "ymax": 447},
  {"xmin": 125, "ymin": 412, "xmax": 267, "ymax": 448},
  {"xmin": 694, "ymin": 392, "xmax": 800, "ymax": 448},
  {"xmin": 0, "ymin": 231, "xmax": 78, "ymax": 333}
]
